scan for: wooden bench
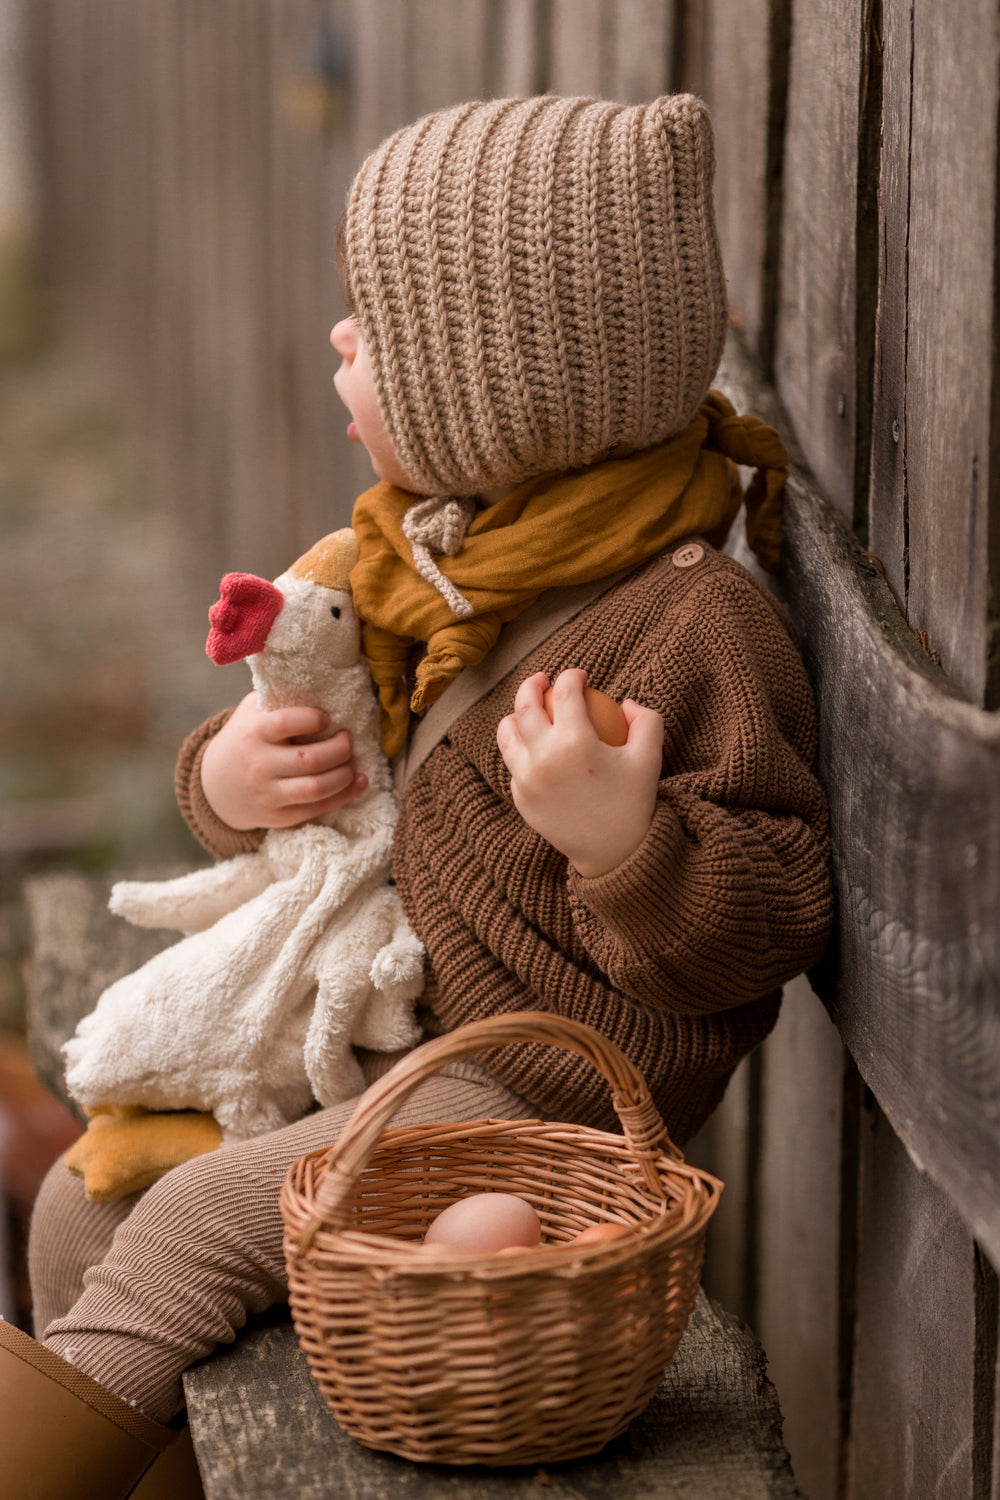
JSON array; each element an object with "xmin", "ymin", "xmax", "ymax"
[{"xmin": 25, "ymin": 870, "xmax": 804, "ymax": 1500}]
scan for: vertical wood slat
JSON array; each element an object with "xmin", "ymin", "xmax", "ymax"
[
  {"xmin": 407, "ymin": 0, "xmax": 494, "ymax": 116},
  {"xmin": 992, "ymin": 1283, "xmax": 1000, "ymax": 1500},
  {"xmin": 492, "ymin": 0, "xmax": 549, "ymax": 98},
  {"xmin": 976, "ymin": 1249, "xmax": 998, "ymax": 1500},
  {"xmin": 848, "ymin": 1096, "xmax": 978, "ymax": 1500},
  {"xmin": 775, "ymin": 0, "xmax": 864, "ymax": 520},
  {"xmin": 351, "ymin": 0, "xmax": 413, "ymax": 157},
  {"xmin": 755, "ymin": 978, "xmax": 846, "ymax": 1500},
  {"xmin": 267, "ymin": 0, "xmax": 350, "ymax": 555},
  {"xmin": 687, "ymin": 1054, "xmax": 755, "ymax": 1324},
  {"xmin": 548, "ymin": 0, "xmax": 613, "ymax": 96},
  {"xmin": 183, "ymin": 0, "xmax": 230, "ymax": 588},
  {"xmin": 220, "ymin": 0, "xmax": 274, "ymax": 575},
  {"xmin": 698, "ymin": 0, "xmax": 774, "ymax": 363},
  {"xmin": 606, "ymin": 0, "xmax": 675, "ymax": 102},
  {"xmin": 870, "ymin": 0, "xmax": 1000, "ymax": 707},
  {"xmin": 161, "ymin": 0, "xmax": 208, "ymax": 575}
]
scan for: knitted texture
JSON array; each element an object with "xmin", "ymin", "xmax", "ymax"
[
  {"xmin": 351, "ymin": 394, "xmax": 788, "ymax": 755},
  {"xmin": 36, "ymin": 1068, "xmax": 537, "ymax": 1420},
  {"xmin": 342, "ymin": 94, "xmax": 728, "ymax": 496},
  {"xmin": 179, "ymin": 543, "xmax": 833, "ymax": 1142}
]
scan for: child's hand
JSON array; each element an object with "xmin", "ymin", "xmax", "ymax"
[
  {"xmin": 200, "ymin": 692, "xmax": 367, "ymax": 830},
  {"xmin": 496, "ymin": 670, "xmax": 663, "ymax": 878}
]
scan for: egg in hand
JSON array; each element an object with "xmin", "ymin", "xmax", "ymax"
[
  {"xmin": 542, "ymin": 682, "xmax": 628, "ymax": 746},
  {"xmin": 423, "ymin": 1192, "xmax": 542, "ymax": 1255}
]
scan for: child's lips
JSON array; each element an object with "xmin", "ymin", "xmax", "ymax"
[{"xmin": 347, "ymin": 420, "xmax": 359, "ymax": 443}]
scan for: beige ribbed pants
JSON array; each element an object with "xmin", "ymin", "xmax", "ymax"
[{"xmin": 28, "ymin": 1061, "xmax": 537, "ymax": 1422}]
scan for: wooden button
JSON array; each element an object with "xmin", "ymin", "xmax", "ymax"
[{"xmin": 672, "ymin": 542, "xmax": 704, "ymax": 568}]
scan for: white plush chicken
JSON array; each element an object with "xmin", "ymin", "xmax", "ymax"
[{"xmin": 63, "ymin": 530, "xmax": 423, "ymax": 1190}]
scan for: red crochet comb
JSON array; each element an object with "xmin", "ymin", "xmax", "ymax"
[{"xmin": 206, "ymin": 574, "xmax": 284, "ymax": 664}]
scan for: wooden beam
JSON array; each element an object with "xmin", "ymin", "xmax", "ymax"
[
  {"xmin": 699, "ymin": 0, "xmax": 785, "ymax": 363},
  {"xmin": 756, "ymin": 978, "xmax": 846, "ymax": 1500},
  {"xmin": 182, "ymin": 1296, "xmax": 804, "ymax": 1498},
  {"xmin": 871, "ymin": 0, "xmax": 1000, "ymax": 707},
  {"xmin": 721, "ymin": 335, "xmax": 1000, "ymax": 1271},
  {"xmin": 848, "ymin": 1097, "xmax": 977, "ymax": 1500},
  {"xmin": 774, "ymin": 0, "xmax": 863, "ymax": 519}
]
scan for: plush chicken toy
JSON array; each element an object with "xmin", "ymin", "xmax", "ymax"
[{"xmin": 63, "ymin": 529, "xmax": 424, "ymax": 1201}]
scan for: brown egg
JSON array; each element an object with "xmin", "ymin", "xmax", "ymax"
[
  {"xmin": 542, "ymin": 683, "xmax": 628, "ymax": 746},
  {"xmin": 423, "ymin": 1193, "xmax": 542, "ymax": 1255},
  {"xmin": 572, "ymin": 1222, "xmax": 630, "ymax": 1247}
]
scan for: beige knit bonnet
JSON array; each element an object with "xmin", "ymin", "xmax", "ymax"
[{"xmin": 342, "ymin": 93, "xmax": 728, "ymax": 498}]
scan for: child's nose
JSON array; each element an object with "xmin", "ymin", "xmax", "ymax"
[{"xmin": 330, "ymin": 318, "xmax": 356, "ymax": 356}]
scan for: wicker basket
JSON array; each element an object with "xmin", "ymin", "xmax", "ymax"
[{"xmin": 280, "ymin": 1011, "xmax": 723, "ymax": 1467}]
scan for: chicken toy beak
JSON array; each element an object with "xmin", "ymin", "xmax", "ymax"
[{"xmin": 206, "ymin": 574, "xmax": 284, "ymax": 664}]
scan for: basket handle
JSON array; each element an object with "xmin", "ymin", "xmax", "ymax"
[{"xmin": 298, "ymin": 1011, "xmax": 683, "ymax": 1253}]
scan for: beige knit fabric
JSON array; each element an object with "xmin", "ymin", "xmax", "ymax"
[
  {"xmin": 342, "ymin": 94, "xmax": 728, "ymax": 496},
  {"xmin": 32, "ymin": 1064, "xmax": 536, "ymax": 1421}
]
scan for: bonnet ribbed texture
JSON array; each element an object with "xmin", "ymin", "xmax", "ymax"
[{"xmin": 343, "ymin": 94, "xmax": 728, "ymax": 496}]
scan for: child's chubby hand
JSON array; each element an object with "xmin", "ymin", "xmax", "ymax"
[
  {"xmin": 496, "ymin": 670, "xmax": 663, "ymax": 879},
  {"xmin": 200, "ymin": 691, "xmax": 368, "ymax": 831}
]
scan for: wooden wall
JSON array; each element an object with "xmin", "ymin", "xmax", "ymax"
[{"xmin": 31, "ymin": 3, "xmax": 1000, "ymax": 1498}]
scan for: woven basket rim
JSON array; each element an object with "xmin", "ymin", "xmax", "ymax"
[{"xmin": 281, "ymin": 1113, "xmax": 723, "ymax": 1278}]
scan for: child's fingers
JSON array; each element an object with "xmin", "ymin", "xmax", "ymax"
[
  {"xmin": 259, "ymin": 704, "xmax": 332, "ymax": 744},
  {"xmin": 511, "ymin": 670, "xmax": 554, "ymax": 744},
  {"xmin": 621, "ymin": 699, "xmax": 661, "ymax": 732},
  {"xmin": 275, "ymin": 763, "xmax": 364, "ymax": 811},
  {"xmin": 275, "ymin": 729, "xmax": 353, "ymax": 777},
  {"xmin": 542, "ymin": 668, "xmax": 593, "ymax": 739},
  {"xmin": 621, "ymin": 701, "xmax": 665, "ymax": 767}
]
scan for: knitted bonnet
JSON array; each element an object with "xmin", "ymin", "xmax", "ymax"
[{"xmin": 342, "ymin": 93, "xmax": 728, "ymax": 497}]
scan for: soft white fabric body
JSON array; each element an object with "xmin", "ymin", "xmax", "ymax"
[{"xmin": 63, "ymin": 569, "xmax": 423, "ymax": 1138}]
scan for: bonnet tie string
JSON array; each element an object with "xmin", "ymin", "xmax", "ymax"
[{"xmin": 401, "ymin": 496, "xmax": 478, "ymax": 619}]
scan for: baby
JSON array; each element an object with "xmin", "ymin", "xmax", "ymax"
[{"xmin": 11, "ymin": 93, "xmax": 832, "ymax": 1496}]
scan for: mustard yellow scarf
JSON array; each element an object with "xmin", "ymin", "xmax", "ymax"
[{"xmin": 350, "ymin": 391, "xmax": 788, "ymax": 757}]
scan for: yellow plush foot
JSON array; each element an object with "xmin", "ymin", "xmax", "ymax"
[{"xmin": 64, "ymin": 1104, "xmax": 223, "ymax": 1202}]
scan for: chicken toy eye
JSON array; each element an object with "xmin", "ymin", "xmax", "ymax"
[{"xmin": 330, "ymin": 606, "xmax": 341, "ymax": 619}]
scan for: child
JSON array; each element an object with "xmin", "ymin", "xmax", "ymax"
[{"xmin": 9, "ymin": 93, "xmax": 831, "ymax": 1496}]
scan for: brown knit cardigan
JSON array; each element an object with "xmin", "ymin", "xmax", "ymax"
[{"xmin": 176, "ymin": 541, "xmax": 832, "ymax": 1145}]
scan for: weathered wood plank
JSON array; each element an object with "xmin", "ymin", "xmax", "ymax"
[
  {"xmin": 490, "ymin": 0, "xmax": 548, "ymax": 98},
  {"xmin": 183, "ymin": 1294, "xmax": 804, "ymax": 1499},
  {"xmin": 24, "ymin": 872, "xmax": 188, "ymax": 1117},
  {"xmin": 720, "ymin": 334, "xmax": 1000, "ymax": 1271},
  {"xmin": 755, "ymin": 976, "xmax": 847, "ymax": 1500},
  {"xmin": 351, "ymin": 0, "xmax": 414, "ymax": 154},
  {"xmin": 606, "ymin": 0, "xmax": 675, "ymax": 103},
  {"xmin": 871, "ymin": 0, "xmax": 1000, "ymax": 706},
  {"xmin": 699, "ymin": 0, "xmax": 779, "ymax": 358},
  {"xmin": 220, "ymin": 0, "xmax": 282, "ymax": 577},
  {"xmin": 407, "ymin": 0, "xmax": 494, "ymax": 116},
  {"xmin": 993, "ymin": 1282, "xmax": 1000, "ymax": 1500},
  {"xmin": 976, "ymin": 1247, "xmax": 997, "ymax": 1500},
  {"xmin": 146, "ymin": 0, "xmax": 204, "ymax": 568},
  {"xmin": 687, "ymin": 1055, "xmax": 755, "ymax": 1325},
  {"xmin": 774, "ymin": 0, "xmax": 863, "ymax": 518},
  {"xmin": 848, "ymin": 1094, "xmax": 976, "ymax": 1500},
  {"xmin": 264, "ymin": 1, "xmax": 354, "ymax": 558},
  {"xmin": 548, "ymin": 0, "xmax": 612, "ymax": 97}
]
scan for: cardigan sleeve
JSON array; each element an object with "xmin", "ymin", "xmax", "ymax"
[
  {"xmin": 174, "ymin": 709, "xmax": 267, "ymax": 861},
  {"xmin": 566, "ymin": 568, "xmax": 832, "ymax": 1013}
]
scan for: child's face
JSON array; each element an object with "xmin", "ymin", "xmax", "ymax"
[{"xmin": 331, "ymin": 317, "xmax": 418, "ymax": 492}]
